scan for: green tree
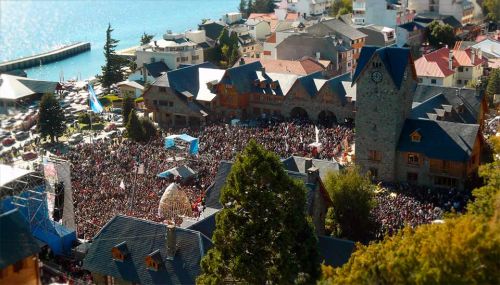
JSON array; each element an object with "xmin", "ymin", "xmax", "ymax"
[
  {"xmin": 140, "ymin": 32, "xmax": 154, "ymax": 46},
  {"xmin": 486, "ymin": 68, "xmax": 500, "ymax": 105},
  {"xmin": 252, "ymin": 0, "xmax": 275, "ymax": 12},
  {"xmin": 38, "ymin": 93, "xmax": 66, "ymax": 143},
  {"xmin": 324, "ymin": 167, "xmax": 376, "ymax": 241},
  {"xmin": 329, "ymin": 0, "xmax": 352, "ymax": 17},
  {"xmin": 101, "ymin": 23, "xmax": 124, "ymax": 89},
  {"xmin": 427, "ymin": 20, "xmax": 456, "ymax": 48},
  {"xmin": 238, "ymin": 0, "xmax": 247, "ymax": 16},
  {"xmin": 122, "ymin": 94, "xmax": 135, "ymax": 124},
  {"xmin": 230, "ymin": 44, "xmax": 240, "ymax": 66},
  {"xmin": 126, "ymin": 110, "xmax": 145, "ymax": 141},
  {"xmin": 140, "ymin": 117, "xmax": 157, "ymax": 141},
  {"xmin": 197, "ymin": 140, "xmax": 319, "ymax": 284},
  {"xmin": 484, "ymin": 0, "xmax": 500, "ymax": 21},
  {"xmin": 319, "ymin": 213, "xmax": 500, "ymax": 285},
  {"xmin": 247, "ymin": 0, "xmax": 254, "ymax": 14}
]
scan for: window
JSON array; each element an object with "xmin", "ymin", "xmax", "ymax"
[
  {"xmin": 434, "ymin": 176, "xmax": 457, "ymax": 187},
  {"xmin": 458, "ymin": 66, "xmax": 464, "ymax": 72},
  {"xmin": 368, "ymin": 150, "xmax": 382, "ymax": 161},
  {"xmin": 159, "ymin": 87, "xmax": 166, "ymax": 92},
  {"xmin": 464, "ymin": 80, "xmax": 469, "ymax": 84},
  {"xmin": 169, "ymin": 101, "xmax": 173, "ymax": 107},
  {"xmin": 180, "ymin": 56, "xmax": 189, "ymax": 62},
  {"xmin": 192, "ymin": 55, "xmax": 199, "ymax": 61},
  {"xmin": 407, "ymin": 153, "xmax": 419, "ymax": 165},
  {"xmin": 431, "ymin": 79, "xmax": 437, "ymax": 84},
  {"xmin": 465, "ymin": 68, "xmax": 469, "ymax": 72},
  {"xmin": 418, "ymin": 78, "xmax": 423, "ymax": 83},
  {"xmin": 410, "ymin": 131, "xmax": 421, "ymax": 142},
  {"xmin": 159, "ymin": 100, "xmax": 168, "ymax": 106},
  {"xmin": 407, "ymin": 172, "xmax": 418, "ymax": 183},
  {"xmin": 457, "ymin": 79, "xmax": 462, "ymax": 84}
]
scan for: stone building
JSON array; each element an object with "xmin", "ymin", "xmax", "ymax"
[
  {"xmin": 354, "ymin": 46, "xmax": 483, "ymax": 189},
  {"xmin": 143, "ymin": 61, "xmax": 356, "ymax": 128}
]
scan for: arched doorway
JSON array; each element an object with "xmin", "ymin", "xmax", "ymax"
[
  {"xmin": 290, "ymin": 107, "xmax": 309, "ymax": 120},
  {"xmin": 318, "ymin": 110, "xmax": 337, "ymax": 127}
]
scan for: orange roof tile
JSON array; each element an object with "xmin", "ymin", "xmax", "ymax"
[
  {"xmin": 415, "ymin": 47, "xmax": 484, "ymax": 78},
  {"xmin": 240, "ymin": 58, "xmax": 326, "ymax": 75}
]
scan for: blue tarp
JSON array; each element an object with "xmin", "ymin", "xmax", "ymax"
[
  {"xmin": 164, "ymin": 133, "xmax": 199, "ymax": 155},
  {"xmin": 0, "ymin": 185, "xmax": 77, "ymax": 256}
]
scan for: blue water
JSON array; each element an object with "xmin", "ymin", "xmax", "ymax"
[{"xmin": 0, "ymin": 0, "xmax": 238, "ymax": 81}]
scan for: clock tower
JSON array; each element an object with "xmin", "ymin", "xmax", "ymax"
[{"xmin": 353, "ymin": 46, "xmax": 416, "ymax": 181}]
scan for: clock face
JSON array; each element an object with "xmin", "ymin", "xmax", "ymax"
[{"xmin": 371, "ymin": 71, "xmax": 383, "ymax": 83}]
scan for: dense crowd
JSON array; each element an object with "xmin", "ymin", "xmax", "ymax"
[{"xmin": 65, "ymin": 120, "xmax": 354, "ymax": 239}]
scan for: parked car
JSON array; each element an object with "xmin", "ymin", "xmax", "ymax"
[
  {"xmin": 0, "ymin": 129, "xmax": 11, "ymax": 140},
  {"xmin": 15, "ymin": 131, "xmax": 29, "ymax": 141},
  {"xmin": 68, "ymin": 133, "xmax": 83, "ymax": 144},
  {"xmin": 22, "ymin": 152, "xmax": 38, "ymax": 161},
  {"xmin": 2, "ymin": 137, "xmax": 15, "ymax": 146}
]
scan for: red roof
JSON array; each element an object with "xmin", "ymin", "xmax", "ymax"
[
  {"xmin": 415, "ymin": 47, "xmax": 484, "ymax": 78},
  {"xmin": 266, "ymin": 33, "xmax": 277, "ymax": 43},
  {"xmin": 240, "ymin": 58, "xmax": 328, "ymax": 75}
]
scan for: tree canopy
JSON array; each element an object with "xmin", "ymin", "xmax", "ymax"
[
  {"xmin": 38, "ymin": 93, "xmax": 66, "ymax": 143},
  {"xmin": 216, "ymin": 29, "xmax": 240, "ymax": 67},
  {"xmin": 101, "ymin": 23, "xmax": 125, "ymax": 88},
  {"xmin": 483, "ymin": 0, "xmax": 500, "ymax": 21},
  {"xmin": 486, "ymin": 68, "xmax": 500, "ymax": 106},
  {"xmin": 197, "ymin": 140, "xmax": 319, "ymax": 284},
  {"xmin": 126, "ymin": 109, "xmax": 145, "ymax": 142},
  {"xmin": 324, "ymin": 167, "xmax": 376, "ymax": 242},
  {"xmin": 427, "ymin": 21, "xmax": 456, "ymax": 48},
  {"xmin": 329, "ymin": 0, "xmax": 352, "ymax": 17},
  {"xmin": 140, "ymin": 32, "xmax": 154, "ymax": 46},
  {"xmin": 122, "ymin": 94, "xmax": 135, "ymax": 124}
]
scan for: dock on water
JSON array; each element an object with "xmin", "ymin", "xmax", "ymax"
[{"xmin": 0, "ymin": 42, "xmax": 91, "ymax": 73}]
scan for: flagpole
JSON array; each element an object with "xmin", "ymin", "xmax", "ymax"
[{"xmin": 88, "ymin": 85, "xmax": 93, "ymax": 143}]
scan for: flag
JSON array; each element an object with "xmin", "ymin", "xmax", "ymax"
[
  {"xmin": 315, "ymin": 125, "xmax": 320, "ymax": 143},
  {"xmin": 88, "ymin": 84, "xmax": 103, "ymax": 113},
  {"xmin": 119, "ymin": 179, "xmax": 125, "ymax": 190}
]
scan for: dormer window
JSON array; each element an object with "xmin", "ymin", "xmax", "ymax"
[
  {"xmin": 410, "ymin": 130, "xmax": 421, "ymax": 142},
  {"xmin": 145, "ymin": 249, "xmax": 163, "ymax": 271},
  {"xmin": 111, "ymin": 241, "xmax": 129, "ymax": 262}
]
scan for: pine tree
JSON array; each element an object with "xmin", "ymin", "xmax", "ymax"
[
  {"xmin": 126, "ymin": 110, "xmax": 145, "ymax": 141},
  {"xmin": 122, "ymin": 94, "xmax": 135, "ymax": 124},
  {"xmin": 101, "ymin": 23, "xmax": 124, "ymax": 88},
  {"xmin": 38, "ymin": 93, "xmax": 66, "ymax": 143},
  {"xmin": 197, "ymin": 140, "xmax": 319, "ymax": 284},
  {"xmin": 247, "ymin": 0, "xmax": 254, "ymax": 15},
  {"xmin": 140, "ymin": 117, "xmax": 157, "ymax": 141},
  {"xmin": 229, "ymin": 44, "xmax": 240, "ymax": 66},
  {"xmin": 238, "ymin": 0, "xmax": 248, "ymax": 16},
  {"xmin": 140, "ymin": 32, "xmax": 154, "ymax": 46},
  {"xmin": 486, "ymin": 69, "xmax": 500, "ymax": 105}
]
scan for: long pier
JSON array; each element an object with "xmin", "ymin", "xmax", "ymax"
[{"xmin": 0, "ymin": 42, "xmax": 91, "ymax": 73}]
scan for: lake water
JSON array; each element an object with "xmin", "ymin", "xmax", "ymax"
[{"xmin": 0, "ymin": 0, "xmax": 238, "ymax": 81}]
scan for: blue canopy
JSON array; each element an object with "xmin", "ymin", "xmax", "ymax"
[{"xmin": 164, "ymin": 133, "xmax": 199, "ymax": 155}]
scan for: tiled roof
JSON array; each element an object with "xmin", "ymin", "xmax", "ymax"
[
  {"xmin": 275, "ymin": 34, "xmax": 342, "ymax": 63},
  {"xmin": 0, "ymin": 74, "xmax": 59, "ymax": 100},
  {"xmin": 317, "ymin": 235, "xmax": 355, "ymax": 267},
  {"xmin": 281, "ymin": 156, "xmax": 339, "ymax": 181},
  {"xmin": 0, "ymin": 209, "xmax": 40, "ymax": 269},
  {"xmin": 412, "ymin": 85, "xmax": 483, "ymax": 124},
  {"xmin": 83, "ymin": 215, "xmax": 212, "ymax": 285},
  {"xmin": 239, "ymin": 57, "xmax": 327, "ymax": 75},
  {"xmin": 415, "ymin": 47, "xmax": 485, "ymax": 78},
  {"xmin": 352, "ymin": 46, "xmax": 412, "ymax": 89},
  {"xmin": 397, "ymin": 119, "xmax": 479, "ymax": 161},
  {"xmin": 308, "ymin": 19, "xmax": 367, "ymax": 40},
  {"xmin": 472, "ymin": 38, "xmax": 500, "ymax": 58}
]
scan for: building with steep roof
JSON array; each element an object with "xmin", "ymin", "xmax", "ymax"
[
  {"xmin": 238, "ymin": 57, "xmax": 332, "ymax": 76},
  {"xmin": 354, "ymin": 45, "xmax": 483, "ymax": 189},
  {"xmin": 414, "ymin": 46, "xmax": 485, "ymax": 87},
  {"xmin": 83, "ymin": 215, "xmax": 212, "ymax": 285},
  {"xmin": 0, "ymin": 209, "xmax": 41, "ymax": 285}
]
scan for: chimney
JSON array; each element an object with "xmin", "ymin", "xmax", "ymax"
[
  {"xmin": 304, "ymin": 157, "xmax": 313, "ymax": 171},
  {"xmin": 448, "ymin": 49, "xmax": 453, "ymax": 71},
  {"xmin": 471, "ymin": 48, "xmax": 476, "ymax": 64},
  {"xmin": 166, "ymin": 224, "xmax": 176, "ymax": 260},
  {"xmin": 316, "ymin": 52, "xmax": 321, "ymax": 61},
  {"xmin": 306, "ymin": 166, "xmax": 319, "ymax": 184}
]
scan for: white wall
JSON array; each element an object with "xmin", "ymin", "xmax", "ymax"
[{"xmin": 135, "ymin": 49, "xmax": 204, "ymax": 70}]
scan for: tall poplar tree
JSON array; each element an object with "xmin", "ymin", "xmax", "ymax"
[
  {"xmin": 197, "ymin": 140, "xmax": 319, "ymax": 284},
  {"xmin": 101, "ymin": 23, "xmax": 124, "ymax": 88}
]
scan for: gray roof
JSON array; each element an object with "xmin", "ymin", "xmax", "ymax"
[
  {"xmin": 358, "ymin": 26, "xmax": 392, "ymax": 46},
  {"xmin": 397, "ymin": 119, "xmax": 480, "ymax": 162},
  {"xmin": 317, "ymin": 235, "xmax": 355, "ymax": 267},
  {"xmin": 412, "ymin": 85, "xmax": 483, "ymax": 124},
  {"xmin": 281, "ymin": 156, "xmax": 339, "ymax": 181},
  {"xmin": 83, "ymin": 215, "xmax": 212, "ymax": 285},
  {"xmin": 276, "ymin": 34, "xmax": 342, "ymax": 63},
  {"xmin": 0, "ymin": 209, "xmax": 40, "ymax": 269},
  {"xmin": 144, "ymin": 61, "xmax": 170, "ymax": 78},
  {"xmin": 307, "ymin": 19, "xmax": 367, "ymax": 40}
]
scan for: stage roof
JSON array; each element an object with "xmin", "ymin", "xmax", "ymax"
[{"xmin": 0, "ymin": 164, "xmax": 32, "ymax": 187}]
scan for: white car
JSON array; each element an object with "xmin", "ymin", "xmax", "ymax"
[{"xmin": 68, "ymin": 133, "xmax": 84, "ymax": 144}]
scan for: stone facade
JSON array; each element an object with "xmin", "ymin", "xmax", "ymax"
[{"xmin": 355, "ymin": 53, "xmax": 416, "ymax": 181}]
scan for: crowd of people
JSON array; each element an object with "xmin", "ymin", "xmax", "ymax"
[{"xmin": 65, "ymin": 120, "xmax": 354, "ymax": 239}]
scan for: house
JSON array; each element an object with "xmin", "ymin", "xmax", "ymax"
[
  {"xmin": 83, "ymin": 215, "xmax": 212, "ymax": 285},
  {"xmin": 0, "ymin": 209, "xmax": 41, "ymax": 285},
  {"xmin": 275, "ymin": 34, "xmax": 354, "ymax": 75},
  {"xmin": 413, "ymin": 13, "xmax": 463, "ymax": 36},
  {"xmin": 135, "ymin": 30, "xmax": 206, "ymax": 70},
  {"xmin": 246, "ymin": 18, "xmax": 272, "ymax": 41},
  {"xmin": 0, "ymin": 74, "xmax": 61, "ymax": 114},
  {"xmin": 116, "ymin": 81, "xmax": 144, "ymax": 98},
  {"xmin": 198, "ymin": 20, "xmax": 226, "ymax": 42},
  {"xmin": 262, "ymin": 21, "xmax": 306, "ymax": 59},
  {"xmin": 352, "ymin": 0, "xmax": 414, "ymax": 27},
  {"xmin": 307, "ymin": 19, "xmax": 367, "ymax": 66},
  {"xmin": 358, "ymin": 25, "xmax": 396, "ymax": 47},
  {"xmin": 354, "ymin": 45, "xmax": 483, "ymax": 189},
  {"xmin": 128, "ymin": 61, "xmax": 170, "ymax": 84},
  {"xmin": 143, "ymin": 61, "xmax": 356, "ymax": 127},
  {"xmin": 229, "ymin": 25, "xmax": 264, "ymax": 58},
  {"xmin": 288, "ymin": 0, "xmax": 328, "ymax": 18},
  {"xmin": 414, "ymin": 46, "xmax": 485, "ymax": 87},
  {"xmin": 237, "ymin": 57, "xmax": 333, "ymax": 76},
  {"xmin": 408, "ymin": 0, "xmax": 475, "ymax": 25},
  {"xmin": 396, "ymin": 21, "xmax": 426, "ymax": 55}
]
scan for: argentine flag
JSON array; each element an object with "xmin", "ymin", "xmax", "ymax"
[{"xmin": 88, "ymin": 84, "xmax": 104, "ymax": 113}]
